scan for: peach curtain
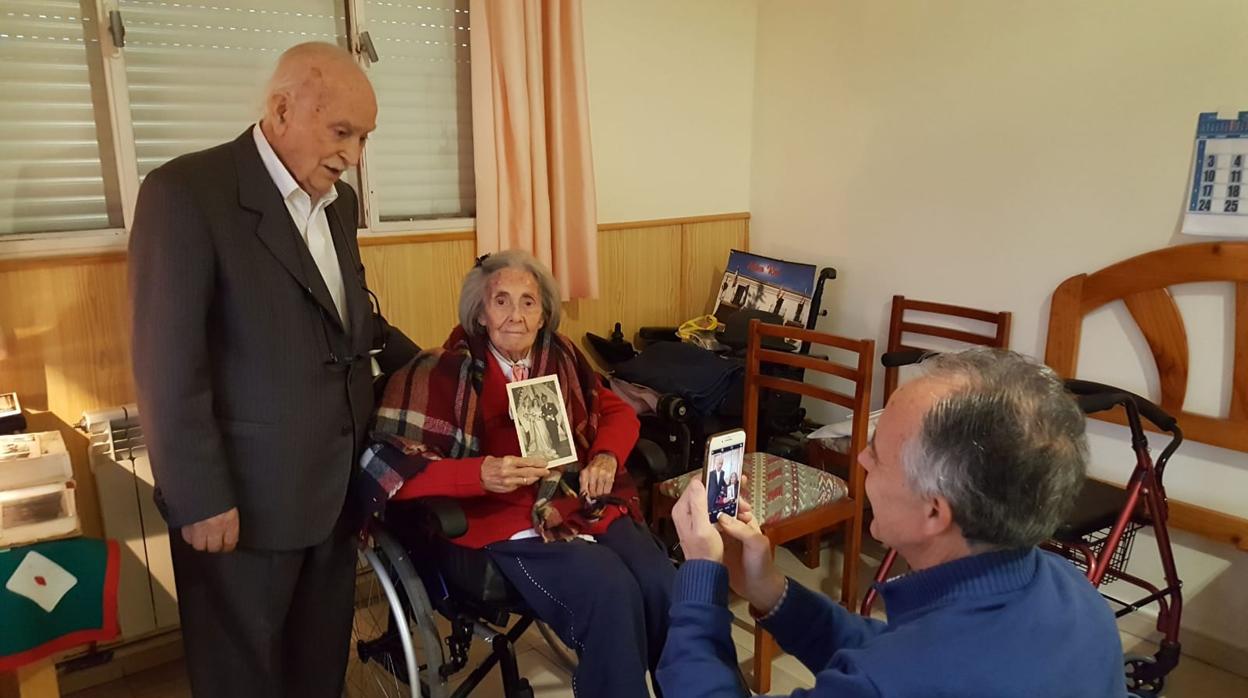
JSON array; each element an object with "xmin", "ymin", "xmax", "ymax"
[{"xmin": 470, "ymin": 0, "xmax": 599, "ymax": 300}]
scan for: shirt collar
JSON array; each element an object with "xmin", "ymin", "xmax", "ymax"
[
  {"xmin": 488, "ymin": 343, "xmax": 531, "ymax": 378},
  {"xmin": 252, "ymin": 123, "xmax": 338, "ymax": 210}
]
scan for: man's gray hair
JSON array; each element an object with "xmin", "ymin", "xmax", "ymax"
[
  {"xmin": 902, "ymin": 348, "xmax": 1087, "ymax": 549},
  {"xmin": 458, "ymin": 249, "xmax": 562, "ymax": 336}
]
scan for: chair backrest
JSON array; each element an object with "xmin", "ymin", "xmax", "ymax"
[
  {"xmin": 883, "ymin": 295, "xmax": 1012, "ymax": 403},
  {"xmin": 1045, "ymin": 241, "xmax": 1248, "ymax": 453},
  {"xmin": 743, "ymin": 320, "xmax": 875, "ymax": 498}
]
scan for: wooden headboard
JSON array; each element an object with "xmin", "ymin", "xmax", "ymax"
[
  {"xmin": 1045, "ymin": 241, "xmax": 1248, "ymax": 452},
  {"xmin": 1044, "ymin": 241, "xmax": 1248, "ymax": 549}
]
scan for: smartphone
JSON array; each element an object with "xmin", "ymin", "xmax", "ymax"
[{"xmin": 703, "ymin": 428, "xmax": 746, "ymax": 524}]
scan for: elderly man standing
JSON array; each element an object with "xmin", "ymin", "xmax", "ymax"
[
  {"xmin": 659, "ymin": 349, "xmax": 1127, "ymax": 697},
  {"xmin": 129, "ymin": 42, "xmax": 414, "ymax": 696}
]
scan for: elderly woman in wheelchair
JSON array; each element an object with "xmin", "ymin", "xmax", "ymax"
[{"xmin": 353, "ymin": 249, "xmax": 677, "ymax": 698}]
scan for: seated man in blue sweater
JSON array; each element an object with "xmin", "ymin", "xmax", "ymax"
[{"xmin": 658, "ymin": 349, "xmax": 1127, "ymax": 697}]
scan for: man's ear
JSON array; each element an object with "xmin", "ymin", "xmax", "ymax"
[
  {"xmin": 268, "ymin": 92, "xmax": 291, "ymax": 133},
  {"xmin": 923, "ymin": 494, "xmax": 957, "ymax": 537}
]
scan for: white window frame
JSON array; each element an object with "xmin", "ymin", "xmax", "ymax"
[{"xmin": 0, "ymin": 0, "xmax": 474, "ymax": 260}]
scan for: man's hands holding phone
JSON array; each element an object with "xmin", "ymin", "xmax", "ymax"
[{"xmin": 673, "ymin": 477, "xmax": 788, "ymax": 615}]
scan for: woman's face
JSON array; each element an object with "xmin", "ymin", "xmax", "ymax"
[{"xmin": 479, "ymin": 267, "xmax": 545, "ymax": 357}]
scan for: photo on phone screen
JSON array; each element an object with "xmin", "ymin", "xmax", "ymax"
[{"xmin": 704, "ymin": 429, "xmax": 745, "ymax": 524}]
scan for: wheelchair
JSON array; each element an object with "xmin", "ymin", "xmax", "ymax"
[
  {"xmin": 585, "ymin": 266, "xmax": 839, "ymax": 488},
  {"xmin": 344, "ymin": 441, "xmax": 667, "ymax": 698}
]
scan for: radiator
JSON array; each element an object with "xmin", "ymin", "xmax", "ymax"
[{"xmin": 83, "ymin": 405, "xmax": 179, "ymax": 641}]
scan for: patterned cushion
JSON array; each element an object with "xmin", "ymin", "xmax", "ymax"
[{"xmin": 657, "ymin": 452, "xmax": 848, "ymax": 527}]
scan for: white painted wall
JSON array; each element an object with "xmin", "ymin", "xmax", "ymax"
[
  {"xmin": 749, "ymin": 0, "xmax": 1248, "ymax": 661},
  {"xmin": 583, "ymin": 0, "xmax": 757, "ymax": 223}
]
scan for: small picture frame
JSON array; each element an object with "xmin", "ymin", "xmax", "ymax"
[
  {"xmin": 505, "ymin": 374, "xmax": 578, "ymax": 468},
  {"xmin": 0, "ymin": 392, "xmax": 19, "ymax": 419}
]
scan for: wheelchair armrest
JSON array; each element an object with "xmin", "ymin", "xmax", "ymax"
[{"xmin": 399, "ymin": 496, "xmax": 469, "ymax": 540}]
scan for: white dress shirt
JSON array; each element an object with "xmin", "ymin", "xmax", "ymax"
[{"xmin": 252, "ymin": 124, "xmax": 349, "ymax": 325}]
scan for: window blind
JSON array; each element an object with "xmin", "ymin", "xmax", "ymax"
[
  {"xmin": 0, "ymin": 1, "xmax": 117, "ymax": 235},
  {"xmin": 119, "ymin": 0, "xmax": 347, "ymax": 179},
  {"xmin": 362, "ymin": 0, "xmax": 474, "ymax": 221}
]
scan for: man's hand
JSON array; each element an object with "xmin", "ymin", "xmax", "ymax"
[
  {"xmin": 580, "ymin": 453, "xmax": 617, "ymax": 498},
  {"xmin": 717, "ymin": 497, "xmax": 787, "ymax": 613},
  {"xmin": 673, "ymin": 477, "xmax": 724, "ymax": 563},
  {"xmin": 182, "ymin": 507, "xmax": 240, "ymax": 553},
  {"xmin": 481, "ymin": 455, "xmax": 550, "ymax": 493}
]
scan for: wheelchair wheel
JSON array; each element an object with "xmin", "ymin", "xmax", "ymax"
[
  {"xmin": 345, "ymin": 546, "xmax": 419, "ymax": 698},
  {"xmin": 346, "ymin": 529, "xmax": 451, "ymax": 698}
]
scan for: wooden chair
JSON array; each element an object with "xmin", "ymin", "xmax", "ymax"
[
  {"xmin": 858, "ymin": 296, "xmax": 1011, "ymax": 616},
  {"xmin": 746, "ymin": 320, "xmax": 873, "ymax": 691},
  {"xmin": 651, "ymin": 319, "xmax": 874, "ymax": 692},
  {"xmin": 1044, "ymin": 241, "xmax": 1248, "ymax": 549},
  {"xmin": 882, "ymin": 295, "xmax": 1012, "ymax": 402}
]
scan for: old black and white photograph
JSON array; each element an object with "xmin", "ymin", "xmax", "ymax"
[{"xmin": 506, "ymin": 374, "xmax": 577, "ymax": 468}]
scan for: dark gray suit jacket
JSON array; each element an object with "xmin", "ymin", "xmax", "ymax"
[{"xmin": 129, "ymin": 128, "xmax": 413, "ymax": 551}]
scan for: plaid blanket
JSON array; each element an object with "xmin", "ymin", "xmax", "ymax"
[{"xmin": 355, "ymin": 325, "xmax": 638, "ymax": 540}]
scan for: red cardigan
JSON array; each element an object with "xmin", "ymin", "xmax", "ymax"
[{"xmin": 392, "ymin": 352, "xmax": 641, "ymax": 548}]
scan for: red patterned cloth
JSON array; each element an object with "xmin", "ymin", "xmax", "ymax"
[
  {"xmin": 355, "ymin": 326, "xmax": 642, "ymax": 546},
  {"xmin": 658, "ymin": 452, "xmax": 847, "ymax": 527}
]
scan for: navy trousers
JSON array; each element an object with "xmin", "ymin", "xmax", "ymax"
[{"xmin": 486, "ymin": 517, "xmax": 676, "ymax": 698}]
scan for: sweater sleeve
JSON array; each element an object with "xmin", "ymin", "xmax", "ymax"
[
  {"xmin": 393, "ymin": 456, "xmax": 488, "ymax": 500},
  {"xmin": 588, "ymin": 385, "xmax": 640, "ymax": 469},
  {"xmin": 658, "ymin": 562, "xmax": 883, "ymax": 698},
  {"xmin": 759, "ymin": 578, "xmax": 888, "ymax": 674},
  {"xmin": 656, "ymin": 561, "xmax": 749, "ymax": 698}
]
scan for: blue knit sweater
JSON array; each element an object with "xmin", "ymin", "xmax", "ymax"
[{"xmin": 657, "ymin": 548, "xmax": 1126, "ymax": 697}]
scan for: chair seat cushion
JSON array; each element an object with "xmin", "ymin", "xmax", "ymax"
[{"xmin": 658, "ymin": 452, "xmax": 848, "ymax": 527}]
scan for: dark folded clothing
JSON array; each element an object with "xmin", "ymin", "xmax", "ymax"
[{"xmin": 612, "ymin": 342, "xmax": 743, "ymax": 416}]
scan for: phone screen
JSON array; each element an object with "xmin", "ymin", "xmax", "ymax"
[{"xmin": 706, "ymin": 437, "xmax": 745, "ymax": 523}]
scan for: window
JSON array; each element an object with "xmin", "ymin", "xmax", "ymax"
[
  {"xmin": 119, "ymin": 0, "xmax": 347, "ymax": 179},
  {"xmin": 0, "ymin": 1, "xmax": 122, "ymax": 235},
  {"xmin": 356, "ymin": 0, "xmax": 473, "ymax": 223},
  {"xmin": 0, "ymin": 0, "xmax": 474, "ymax": 247}
]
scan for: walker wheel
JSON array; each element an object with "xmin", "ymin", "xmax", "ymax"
[{"xmin": 1124, "ymin": 654, "xmax": 1165, "ymax": 695}]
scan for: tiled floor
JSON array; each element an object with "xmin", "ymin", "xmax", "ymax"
[{"xmin": 66, "ymin": 543, "xmax": 1248, "ymax": 697}]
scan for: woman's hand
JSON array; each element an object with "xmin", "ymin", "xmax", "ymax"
[
  {"xmin": 481, "ymin": 455, "xmax": 551, "ymax": 493},
  {"xmin": 580, "ymin": 453, "xmax": 617, "ymax": 498}
]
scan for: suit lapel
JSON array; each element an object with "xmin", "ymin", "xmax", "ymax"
[{"xmin": 232, "ymin": 129, "xmax": 345, "ymax": 333}]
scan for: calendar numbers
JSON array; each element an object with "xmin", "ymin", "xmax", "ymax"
[{"xmin": 1184, "ymin": 112, "xmax": 1248, "ymax": 234}]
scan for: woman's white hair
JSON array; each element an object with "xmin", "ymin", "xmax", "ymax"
[{"xmin": 458, "ymin": 249, "xmax": 562, "ymax": 336}]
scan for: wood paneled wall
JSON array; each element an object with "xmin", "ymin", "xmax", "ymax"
[{"xmin": 0, "ymin": 213, "xmax": 748, "ymax": 537}]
